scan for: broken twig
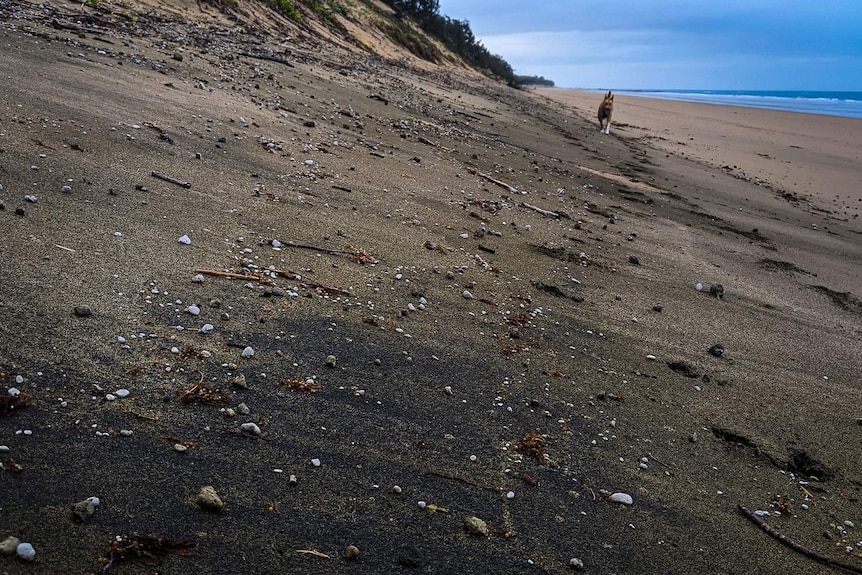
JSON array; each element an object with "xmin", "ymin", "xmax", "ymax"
[
  {"xmin": 738, "ymin": 504, "xmax": 862, "ymax": 574},
  {"xmin": 296, "ymin": 549, "xmax": 330, "ymax": 559},
  {"xmin": 194, "ymin": 269, "xmax": 263, "ymax": 281},
  {"xmin": 151, "ymin": 171, "xmax": 191, "ymax": 189},
  {"xmin": 521, "ymin": 202, "xmax": 571, "ymax": 219},
  {"xmin": 467, "ymin": 167, "xmax": 518, "ymax": 193},
  {"xmin": 269, "ymin": 269, "xmax": 350, "ymax": 296}
]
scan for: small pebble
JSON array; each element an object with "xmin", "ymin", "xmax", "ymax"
[
  {"xmin": 115, "ymin": 389, "xmax": 130, "ymax": 398},
  {"xmin": 196, "ymin": 485, "xmax": 225, "ymax": 511},
  {"xmin": 187, "ymin": 304, "xmax": 201, "ymax": 316},
  {"xmin": 15, "ymin": 375, "xmax": 24, "ymax": 384},
  {"xmin": 240, "ymin": 422, "xmax": 261, "ymax": 435},
  {"xmin": 464, "ymin": 516, "xmax": 489, "ymax": 536},
  {"xmin": 506, "ymin": 491, "xmax": 515, "ymax": 499},
  {"xmin": 0, "ymin": 536, "xmax": 20, "ymax": 556},
  {"xmin": 237, "ymin": 403, "xmax": 250, "ymax": 415},
  {"xmin": 232, "ymin": 374, "xmax": 248, "ymax": 389},
  {"xmin": 311, "ymin": 458, "xmax": 321, "ymax": 467},
  {"xmin": 241, "ymin": 346, "xmax": 255, "ymax": 358},
  {"xmin": 845, "ymin": 520, "xmax": 856, "ymax": 529},
  {"xmin": 16, "ymin": 542, "xmax": 36, "ymax": 561},
  {"xmin": 192, "ymin": 273, "xmax": 205, "ymax": 283},
  {"xmin": 178, "ymin": 234, "xmax": 192, "ymax": 245},
  {"xmin": 345, "ymin": 545, "xmax": 360, "ymax": 560},
  {"xmin": 119, "ymin": 429, "xmax": 133, "ymax": 436},
  {"xmin": 174, "ymin": 443, "xmax": 188, "ymax": 452},
  {"xmin": 462, "ymin": 290, "xmax": 474, "ymax": 299},
  {"xmin": 289, "ymin": 474, "xmax": 298, "ymax": 485},
  {"xmin": 393, "ymin": 485, "xmax": 402, "ymax": 494},
  {"xmin": 569, "ymin": 557, "xmax": 585, "ymax": 570},
  {"xmin": 325, "ymin": 354, "xmax": 337, "ymax": 367},
  {"xmin": 610, "ymin": 492, "xmax": 633, "ymax": 505},
  {"xmin": 71, "ymin": 499, "xmax": 96, "ymax": 522},
  {"xmin": 74, "ymin": 305, "xmax": 92, "ymax": 317}
]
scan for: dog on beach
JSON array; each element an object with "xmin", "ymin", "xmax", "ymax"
[{"xmin": 598, "ymin": 91, "xmax": 614, "ymax": 134}]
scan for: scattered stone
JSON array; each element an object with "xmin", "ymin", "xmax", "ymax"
[
  {"xmin": 652, "ymin": 303, "xmax": 663, "ymax": 312},
  {"xmin": 325, "ymin": 354, "xmax": 337, "ymax": 367},
  {"xmin": 345, "ymin": 545, "xmax": 360, "ymax": 560},
  {"xmin": 174, "ymin": 443, "xmax": 188, "ymax": 452},
  {"xmin": 0, "ymin": 536, "xmax": 20, "ymax": 556},
  {"xmin": 393, "ymin": 485, "xmax": 402, "ymax": 494},
  {"xmin": 73, "ymin": 305, "xmax": 92, "ymax": 317},
  {"xmin": 71, "ymin": 498, "xmax": 96, "ymax": 522},
  {"xmin": 196, "ymin": 485, "xmax": 225, "ymax": 511},
  {"xmin": 610, "ymin": 492, "xmax": 633, "ymax": 505},
  {"xmin": 462, "ymin": 290, "xmax": 474, "ymax": 299},
  {"xmin": 311, "ymin": 458, "xmax": 321, "ymax": 467},
  {"xmin": 464, "ymin": 515, "xmax": 489, "ymax": 536},
  {"xmin": 708, "ymin": 343, "xmax": 725, "ymax": 357},
  {"xmin": 240, "ymin": 422, "xmax": 261, "ymax": 435},
  {"xmin": 289, "ymin": 474, "xmax": 298, "ymax": 485},
  {"xmin": 119, "ymin": 429, "xmax": 133, "ymax": 436},
  {"xmin": 569, "ymin": 557, "xmax": 585, "ymax": 570},
  {"xmin": 237, "ymin": 402, "xmax": 250, "ymax": 415},
  {"xmin": 628, "ymin": 255, "xmax": 640, "ymax": 265},
  {"xmin": 232, "ymin": 374, "xmax": 248, "ymax": 389},
  {"xmin": 709, "ymin": 283, "xmax": 725, "ymax": 298},
  {"xmin": 61, "ymin": 185, "xmax": 72, "ymax": 193},
  {"xmin": 186, "ymin": 304, "xmax": 201, "ymax": 316},
  {"xmin": 201, "ymin": 323, "xmax": 214, "ymax": 334},
  {"xmin": 192, "ymin": 273, "xmax": 205, "ymax": 283},
  {"xmin": 241, "ymin": 346, "xmax": 255, "ymax": 358},
  {"xmin": 16, "ymin": 542, "xmax": 35, "ymax": 561},
  {"xmin": 115, "ymin": 388, "xmax": 130, "ymax": 398},
  {"xmin": 178, "ymin": 234, "xmax": 192, "ymax": 245},
  {"xmin": 695, "ymin": 282, "xmax": 704, "ymax": 291}
]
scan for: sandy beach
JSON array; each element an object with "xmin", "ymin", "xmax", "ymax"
[
  {"xmin": 536, "ymin": 88, "xmax": 862, "ymax": 225},
  {"xmin": 1, "ymin": 2, "xmax": 860, "ymax": 574}
]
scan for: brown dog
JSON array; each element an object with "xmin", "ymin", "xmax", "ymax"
[{"xmin": 598, "ymin": 91, "xmax": 614, "ymax": 134}]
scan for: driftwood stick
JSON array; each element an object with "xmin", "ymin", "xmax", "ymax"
[
  {"xmin": 279, "ymin": 241, "xmax": 355, "ymax": 257},
  {"xmin": 270, "ymin": 269, "xmax": 351, "ymax": 296},
  {"xmin": 194, "ymin": 268, "xmax": 263, "ymax": 281},
  {"xmin": 295, "ymin": 549, "xmax": 330, "ymax": 559},
  {"xmin": 520, "ymin": 202, "xmax": 571, "ymax": 219},
  {"xmin": 238, "ymin": 51, "xmax": 295, "ymax": 68},
  {"xmin": 467, "ymin": 167, "xmax": 518, "ymax": 193},
  {"xmin": 152, "ymin": 171, "xmax": 191, "ymax": 189},
  {"xmin": 738, "ymin": 504, "xmax": 862, "ymax": 574}
]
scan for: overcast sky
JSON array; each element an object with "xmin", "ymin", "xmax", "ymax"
[{"xmin": 435, "ymin": 0, "xmax": 862, "ymax": 91}]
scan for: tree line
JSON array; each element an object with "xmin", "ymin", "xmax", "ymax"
[{"xmin": 383, "ymin": 0, "xmax": 521, "ymax": 85}]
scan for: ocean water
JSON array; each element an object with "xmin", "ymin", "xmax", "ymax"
[{"xmin": 612, "ymin": 90, "xmax": 862, "ymax": 120}]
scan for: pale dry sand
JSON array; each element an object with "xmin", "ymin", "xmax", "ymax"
[{"xmin": 536, "ymin": 88, "xmax": 862, "ymax": 231}]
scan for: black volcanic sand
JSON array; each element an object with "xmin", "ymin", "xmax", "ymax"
[{"xmin": 1, "ymin": 2, "xmax": 860, "ymax": 574}]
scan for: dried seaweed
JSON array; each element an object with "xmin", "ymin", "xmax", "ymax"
[
  {"xmin": 516, "ymin": 432, "xmax": 549, "ymax": 464},
  {"xmin": 0, "ymin": 392, "xmax": 33, "ymax": 416},
  {"xmin": 99, "ymin": 532, "xmax": 195, "ymax": 570},
  {"xmin": 281, "ymin": 378, "xmax": 321, "ymax": 393}
]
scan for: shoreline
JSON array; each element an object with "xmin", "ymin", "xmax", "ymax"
[{"xmin": 535, "ymin": 87, "xmax": 862, "ymax": 232}]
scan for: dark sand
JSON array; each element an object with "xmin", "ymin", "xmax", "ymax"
[{"xmin": 1, "ymin": 2, "xmax": 860, "ymax": 574}]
